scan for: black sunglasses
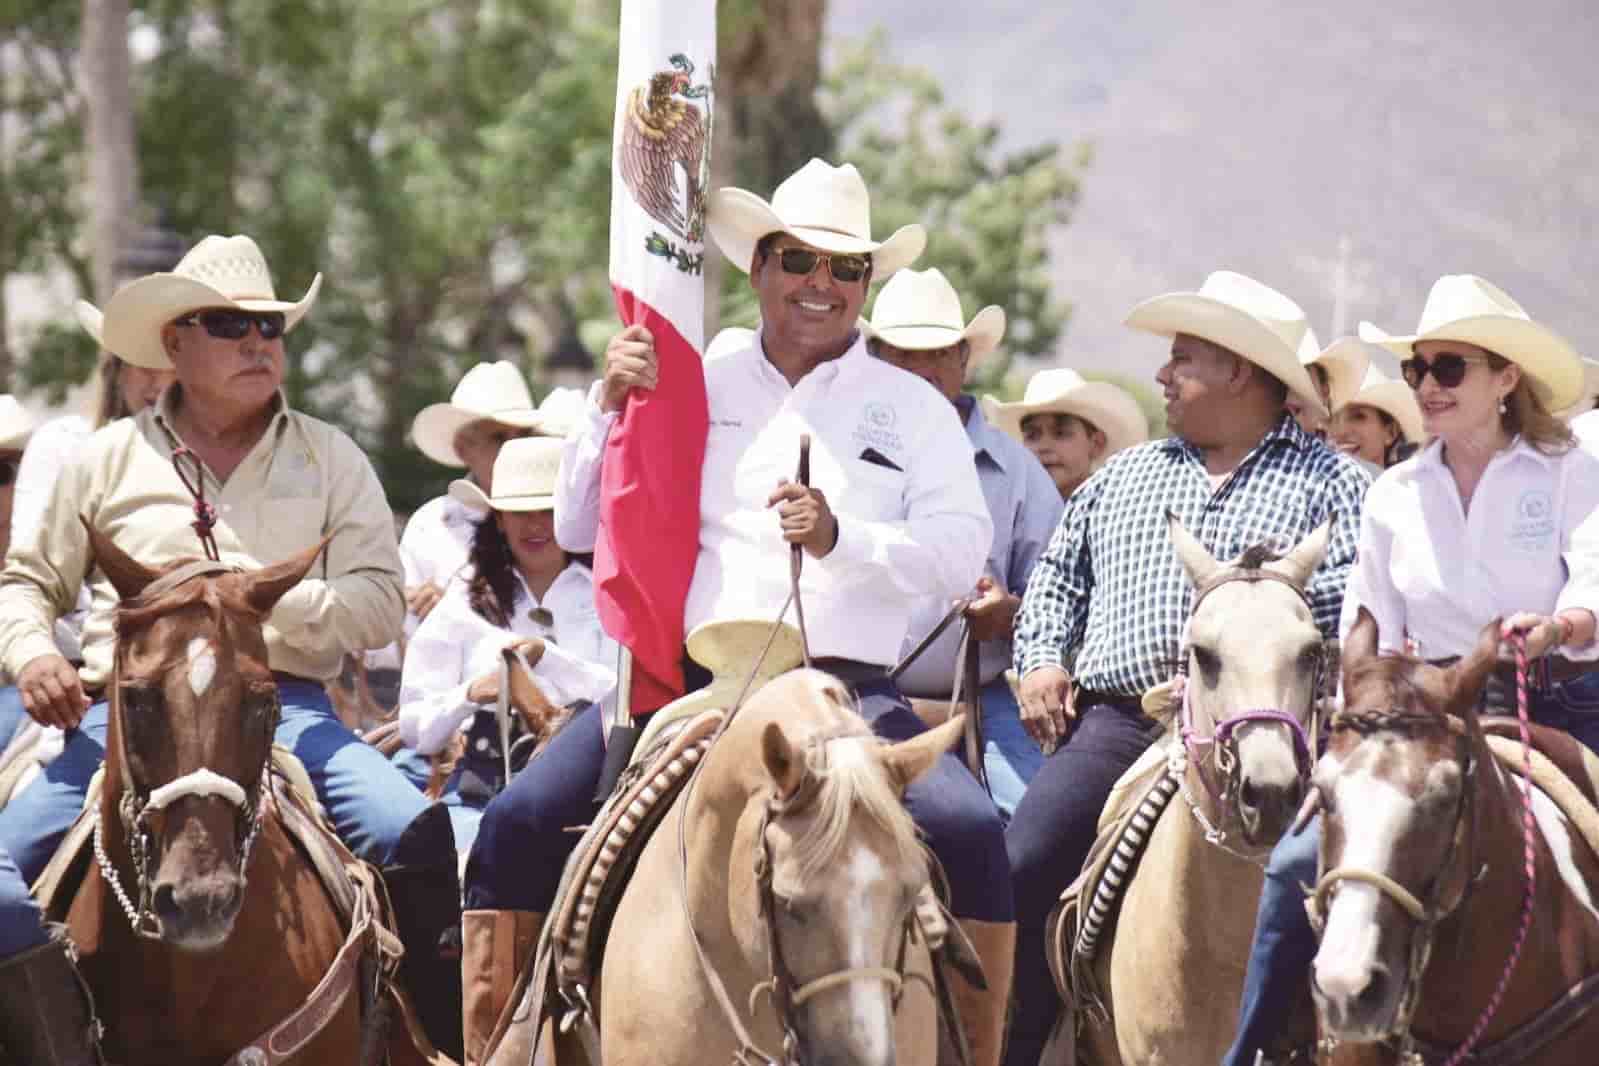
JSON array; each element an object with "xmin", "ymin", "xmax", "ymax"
[
  {"xmin": 1399, "ymin": 351, "xmax": 1490, "ymax": 390},
  {"xmin": 775, "ymin": 247, "xmax": 870, "ymax": 284},
  {"xmin": 0, "ymin": 457, "xmax": 15, "ymax": 487},
  {"xmin": 176, "ymin": 308, "xmax": 287, "ymax": 341}
]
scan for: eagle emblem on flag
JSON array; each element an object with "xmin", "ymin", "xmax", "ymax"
[{"xmin": 619, "ymin": 53, "xmax": 713, "ymax": 249}]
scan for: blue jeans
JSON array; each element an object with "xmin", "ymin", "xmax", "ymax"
[
  {"xmin": 391, "ymin": 747, "xmax": 434, "ymax": 792},
  {"xmin": 0, "ymin": 679, "xmax": 427, "ymax": 883},
  {"xmin": 0, "ymin": 844, "xmax": 46, "ymax": 959},
  {"xmin": 1224, "ymin": 676, "xmax": 1599, "ymax": 1066},
  {"xmin": 0, "ymin": 686, "xmax": 28, "ymax": 754},
  {"xmin": 981, "ymin": 677, "xmax": 1042, "ymax": 820}
]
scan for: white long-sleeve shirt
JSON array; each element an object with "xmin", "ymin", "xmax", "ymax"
[
  {"xmin": 554, "ymin": 330, "xmax": 993, "ymax": 667},
  {"xmin": 1340, "ymin": 436, "xmax": 1599, "ymax": 660},
  {"xmin": 396, "ymin": 562, "xmax": 616, "ymax": 755}
]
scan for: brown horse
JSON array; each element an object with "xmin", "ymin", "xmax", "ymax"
[
  {"xmin": 506, "ymin": 669, "xmax": 960, "ymax": 1066},
  {"xmin": 1310, "ymin": 611, "xmax": 1599, "ymax": 1064},
  {"xmin": 1070, "ymin": 517, "xmax": 1330, "ymax": 1065},
  {"xmin": 67, "ymin": 525, "xmax": 437, "ymax": 1065}
]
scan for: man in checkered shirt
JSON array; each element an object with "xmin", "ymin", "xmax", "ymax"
[{"xmin": 1001, "ymin": 272, "xmax": 1372, "ymax": 1066}]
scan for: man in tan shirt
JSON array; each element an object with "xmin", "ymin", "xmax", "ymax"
[{"xmin": 0, "ymin": 235, "xmax": 462, "ymax": 1059}]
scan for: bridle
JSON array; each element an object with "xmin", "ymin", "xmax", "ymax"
[
  {"xmin": 1171, "ymin": 567, "xmax": 1322, "ymax": 853},
  {"xmin": 93, "ymin": 559, "xmax": 279, "ymax": 940},
  {"xmin": 1306, "ymin": 637, "xmax": 1540, "ymax": 1066}
]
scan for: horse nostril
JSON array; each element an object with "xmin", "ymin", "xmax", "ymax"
[
  {"xmin": 1239, "ymin": 778, "xmax": 1260, "ymax": 812},
  {"xmin": 1356, "ymin": 968, "xmax": 1390, "ymax": 1013},
  {"xmin": 153, "ymin": 883, "xmax": 180, "ymax": 924}
]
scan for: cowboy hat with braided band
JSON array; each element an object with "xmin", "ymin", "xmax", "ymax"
[
  {"xmin": 100, "ymin": 234, "xmax": 321, "ymax": 371},
  {"xmin": 863, "ymin": 267, "xmax": 1006, "ymax": 366},
  {"xmin": 982, "ymin": 368, "xmax": 1149, "ymax": 460},
  {"xmin": 412, "ymin": 361, "xmax": 541, "ymax": 468},
  {"xmin": 450, "ymin": 436, "xmax": 564, "ymax": 513},
  {"xmin": 1125, "ymin": 270, "xmax": 1326, "ymax": 418},
  {"xmin": 1359, "ymin": 274, "xmax": 1584, "ymax": 412},
  {"xmin": 707, "ymin": 158, "xmax": 925, "ymax": 278}
]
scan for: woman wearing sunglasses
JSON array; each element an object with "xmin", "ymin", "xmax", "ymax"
[{"xmin": 1223, "ymin": 274, "xmax": 1599, "ymax": 1066}]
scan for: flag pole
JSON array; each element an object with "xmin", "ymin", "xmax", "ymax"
[{"xmin": 594, "ymin": 644, "xmax": 636, "ymax": 801}]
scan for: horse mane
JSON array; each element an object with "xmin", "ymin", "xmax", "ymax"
[
  {"xmin": 1232, "ymin": 541, "xmax": 1286, "ymax": 570},
  {"xmin": 779, "ymin": 676, "xmax": 926, "ymax": 883},
  {"xmin": 113, "ymin": 565, "xmax": 260, "ymax": 638},
  {"xmin": 1338, "ymin": 654, "xmax": 1449, "ymax": 729}
]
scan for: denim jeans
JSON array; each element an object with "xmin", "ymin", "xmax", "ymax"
[
  {"xmin": 0, "ymin": 844, "xmax": 46, "ymax": 959},
  {"xmin": 980, "ymin": 677, "xmax": 1043, "ymax": 820},
  {"xmin": 0, "ymin": 686, "xmax": 28, "ymax": 754},
  {"xmin": 0, "ymin": 679, "xmax": 427, "ymax": 883},
  {"xmin": 1224, "ymin": 677, "xmax": 1599, "ymax": 1066}
]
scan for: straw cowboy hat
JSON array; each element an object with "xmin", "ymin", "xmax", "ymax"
[
  {"xmin": 864, "ymin": 268, "xmax": 1006, "ymax": 366},
  {"xmin": 412, "ymin": 361, "xmax": 540, "ymax": 468},
  {"xmin": 73, "ymin": 300, "xmax": 107, "ymax": 349},
  {"xmin": 100, "ymin": 234, "xmax": 322, "ymax": 371},
  {"xmin": 1125, "ymin": 270, "xmax": 1327, "ymax": 418},
  {"xmin": 0, "ymin": 395, "xmax": 37, "ymax": 452},
  {"xmin": 1558, "ymin": 357, "xmax": 1599, "ymax": 420},
  {"xmin": 982, "ymin": 368, "xmax": 1149, "ymax": 459},
  {"xmin": 708, "ymin": 158, "xmax": 926, "ymax": 278},
  {"xmin": 1359, "ymin": 274, "xmax": 1584, "ymax": 412},
  {"xmin": 1303, "ymin": 337, "xmax": 1372, "ymax": 414},
  {"xmin": 1341, "ymin": 365, "xmax": 1424, "ymax": 445},
  {"xmin": 529, "ymin": 387, "xmax": 588, "ymax": 438},
  {"xmin": 449, "ymin": 436, "xmax": 564, "ymax": 513}
]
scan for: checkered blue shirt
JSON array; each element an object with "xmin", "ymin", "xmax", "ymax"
[{"xmin": 1014, "ymin": 415, "xmax": 1371, "ymax": 698}]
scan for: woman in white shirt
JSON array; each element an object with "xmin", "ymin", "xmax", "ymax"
[
  {"xmin": 1226, "ymin": 274, "xmax": 1599, "ymax": 1066},
  {"xmin": 397, "ymin": 437, "xmax": 615, "ymax": 854}
]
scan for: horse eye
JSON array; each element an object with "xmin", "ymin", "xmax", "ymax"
[
  {"xmin": 121, "ymin": 685, "xmax": 162, "ymax": 711},
  {"xmin": 1190, "ymin": 645, "xmax": 1220, "ymax": 680},
  {"xmin": 775, "ymin": 894, "xmax": 810, "ymax": 925}
]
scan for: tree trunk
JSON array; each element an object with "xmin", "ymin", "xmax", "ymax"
[{"xmin": 81, "ymin": 0, "xmax": 139, "ymax": 302}]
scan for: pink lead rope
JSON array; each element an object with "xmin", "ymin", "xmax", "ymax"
[{"xmin": 1440, "ymin": 633, "xmax": 1539, "ymax": 1066}]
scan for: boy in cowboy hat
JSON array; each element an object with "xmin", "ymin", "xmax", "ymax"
[
  {"xmin": 1004, "ymin": 270, "xmax": 1371, "ymax": 1066},
  {"xmin": 472, "ymin": 159, "xmax": 1012, "ymax": 1066},
  {"xmin": 0, "ymin": 234, "xmax": 464, "ymax": 1059},
  {"xmin": 984, "ymin": 367, "xmax": 1149, "ymax": 500}
]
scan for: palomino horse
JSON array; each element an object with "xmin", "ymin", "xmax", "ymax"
[
  {"xmin": 1309, "ymin": 611, "xmax": 1599, "ymax": 1064},
  {"xmin": 1071, "ymin": 517, "xmax": 1330, "ymax": 1066},
  {"xmin": 66, "ymin": 525, "xmax": 433, "ymax": 1065},
  {"xmin": 516, "ymin": 669, "xmax": 961, "ymax": 1066}
]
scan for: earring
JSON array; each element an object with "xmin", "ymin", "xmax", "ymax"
[{"xmin": 1498, "ymin": 397, "xmax": 1508, "ymax": 415}]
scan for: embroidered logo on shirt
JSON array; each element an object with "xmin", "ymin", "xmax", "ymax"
[
  {"xmin": 853, "ymin": 401, "xmax": 904, "ymax": 454},
  {"xmin": 1508, "ymin": 489, "xmax": 1555, "ymax": 552}
]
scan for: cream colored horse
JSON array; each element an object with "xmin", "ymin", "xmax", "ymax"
[
  {"xmin": 1076, "ymin": 517, "xmax": 1331, "ymax": 1066},
  {"xmin": 520, "ymin": 669, "xmax": 958, "ymax": 1066}
]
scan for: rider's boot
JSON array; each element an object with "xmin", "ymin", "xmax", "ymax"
[
  {"xmin": 952, "ymin": 918, "xmax": 1015, "ymax": 1066},
  {"xmin": 0, "ymin": 925, "xmax": 104, "ymax": 1065},
  {"xmin": 462, "ymin": 908, "xmax": 543, "ymax": 1066},
  {"xmin": 383, "ymin": 802, "xmax": 464, "ymax": 1062}
]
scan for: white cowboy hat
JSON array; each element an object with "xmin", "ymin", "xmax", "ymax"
[
  {"xmin": 0, "ymin": 395, "xmax": 37, "ymax": 452},
  {"xmin": 100, "ymin": 234, "xmax": 322, "ymax": 370},
  {"xmin": 74, "ymin": 300, "xmax": 107, "ymax": 349},
  {"xmin": 1340, "ymin": 366, "xmax": 1424, "ymax": 445},
  {"xmin": 1558, "ymin": 357, "xmax": 1599, "ymax": 421},
  {"xmin": 1358, "ymin": 275, "xmax": 1584, "ymax": 412},
  {"xmin": 529, "ymin": 386, "xmax": 588, "ymax": 438},
  {"xmin": 982, "ymin": 368, "xmax": 1149, "ymax": 459},
  {"xmin": 449, "ymin": 436, "xmax": 564, "ymax": 513},
  {"xmin": 708, "ymin": 158, "xmax": 926, "ymax": 278},
  {"xmin": 705, "ymin": 326, "xmax": 754, "ymax": 362},
  {"xmin": 1303, "ymin": 337, "xmax": 1373, "ymax": 414},
  {"xmin": 1125, "ymin": 270, "xmax": 1326, "ymax": 418},
  {"xmin": 412, "ymin": 361, "xmax": 540, "ymax": 467},
  {"xmin": 863, "ymin": 268, "xmax": 1006, "ymax": 366}
]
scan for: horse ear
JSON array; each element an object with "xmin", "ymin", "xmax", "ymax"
[
  {"xmin": 761, "ymin": 722, "xmax": 806, "ymax": 801},
  {"xmin": 243, "ymin": 535, "xmax": 331, "ymax": 615},
  {"xmin": 80, "ymin": 515, "xmax": 159, "ymax": 601},
  {"xmin": 1343, "ymin": 607, "xmax": 1379, "ymax": 686},
  {"xmin": 880, "ymin": 714, "xmax": 965, "ymax": 794},
  {"xmin": 1166, "ymin": 511, "xmax": 1219, "ymax": 589},
  {"xmin": 1447, "ymin": 619, "xmax": 1501, "ymax": 722},
  {"xmin": 1263, "ymin": 518, "xmax": 1331, "ymax": 589}
]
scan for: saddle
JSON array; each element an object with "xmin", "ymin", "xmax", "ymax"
[{"xmin": 1480, "ymin": 717, "xmax": 1599, "ymax": 861}]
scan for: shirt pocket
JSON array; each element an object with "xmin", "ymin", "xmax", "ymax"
[{"xmin": 840, "ymin": 459, "xmax": 908, "ymax": 522}]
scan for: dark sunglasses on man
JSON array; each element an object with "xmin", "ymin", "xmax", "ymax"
[
  {"xmin": 1399, "ymin": 351, "xmax": 1490, "ymax": 390},
  {"xmin": 774, "ymin": 246, "xmax": 871, "ymax": 284},
  {"xmin": 175, "ymin": 308, "xmax": 288, "ymax": 341}
]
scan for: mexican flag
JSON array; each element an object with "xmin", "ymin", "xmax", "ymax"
[{"xmin": 595, "ymin": 0, "xmax": 715, "ymax": 715}]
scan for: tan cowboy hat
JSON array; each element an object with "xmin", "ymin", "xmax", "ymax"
[
  {"xmin": 1358, "ymin": 275, "xmax": 1584, "ymax": 412},
  {"xmin": 449, "ymin": 436, "xmax": 563, "ymax": 513},
  {"xmin": 1340, "ymin": 366, "xmax": 1424, "ymax": 445},
  {"xmin": 412, "ymin": 361, "xmax": 540, "ymax": 467},
  {"xmin": 100, "ymin": 234, "xmax": 322, "ymax": 371},
  {"xmin": 1304, "ymin": 337, "xmax": 1372, "ymax": 414},
  {"xmin": 708, "ymin": 158, "xmax": 926, "ymax": 278},
  {"xmin": 1558, "ymin": 357, "xmax": 1599, "ymax": 421},
  {"xmin": 982, "ymin": 368, "xmax": 1149, "ymax": 459},
  {"xmin": 74, "ymin": 299, "xmax": 107, "ymax": 349},
  {"xmin": 0, "ymin": 395, "xmax": 37, "ymax": 452},
  {"xmin": 529, "ymin": 387, "xmax": 588, "ymax": 438},
  {"xmin": 863, "ymin": 267, "xmax": 1006, "ymax": 366},
  {"xmin": 1125, "ymin": 270, "xmax": 1326, "ymax": 418}
]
